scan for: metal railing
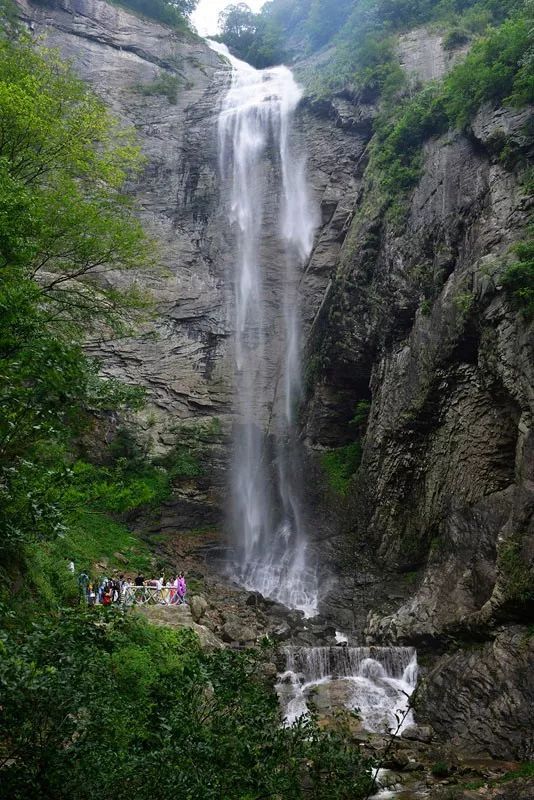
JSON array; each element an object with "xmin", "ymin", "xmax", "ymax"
[{"xmin": 122, "ymin": 586, "xmax": 185, "ymax": 606}]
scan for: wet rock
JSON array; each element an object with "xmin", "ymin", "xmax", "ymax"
[
  {"xmin": 245, "ymin": 591, "xmax": 263, "ymax": 608},
  {"xmin": 260, "ymin": 662, "xmax": 278, "ymax": 680},
  {"xmin": 416, "ymin": 626, "xmax": 534, "ymax": 760},
  {"xmin": 403, "ymin": 759, "xmax": 424, "ymax": 772},
  {"xmin": 401, "ymin": 724, "xmax": 434, "ymax": 743},
  {"xmin": 384, "ymin": 751, "xmax": 411, "ymax": 770},
  {"xmin": 271, "ymin": 622, "xmax": 292, "ymax": 641},
  {"xmin": 304, "ymin": 678, "xmax": 356, "ymax": 714}
]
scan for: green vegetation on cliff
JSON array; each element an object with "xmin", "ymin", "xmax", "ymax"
[
  {"xmin": 0, "ymin": 23, "xmax": 152, "ymax": 564},
  {"xmin": 220, "ymin": 0, "xmax": 533, "ymax": 223},
  {"xmin": 501, "ymin": 235, "xmax": 534, "ymax": 319},
  {"xmin": 217, "ymin": 0, "xmax": 526, "ymax": 71},
  {"xmin": 369, "ymin": 9, "xmax": 533, "ymax": 211},
  {"xmin": 33, "ymin": 0, "xmax": 199, "ymax": 31}
]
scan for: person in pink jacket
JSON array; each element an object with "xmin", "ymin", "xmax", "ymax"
[{"xmin": 177, "ymin": 572, "xmax": 187, "ymax": 604}]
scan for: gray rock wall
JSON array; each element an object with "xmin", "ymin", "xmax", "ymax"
[{"xmin": 303, "ymin": 48, "xmax": 533, "ymax": 757}]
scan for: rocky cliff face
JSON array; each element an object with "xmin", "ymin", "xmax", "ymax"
[{"xmin": 303, "ymin": 37, "xmax": 533, "ymax": 759}]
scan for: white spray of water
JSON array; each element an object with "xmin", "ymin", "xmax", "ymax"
[
  {"xmin": 276, "ymin": 646, "xmax": 418, "ymax": 733},
  {"xmin": 211, "ymin": 42, "xmax": 319, "ymax": 616}
]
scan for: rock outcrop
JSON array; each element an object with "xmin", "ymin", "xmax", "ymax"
[{"xmin": 303, "ymin": 34, "xmax": 533, "ymax": 758}]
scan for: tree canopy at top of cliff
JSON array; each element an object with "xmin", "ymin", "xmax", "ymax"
[{"xmin": 216, "ymin": 0, "xmax": 527, "ymax": 70}]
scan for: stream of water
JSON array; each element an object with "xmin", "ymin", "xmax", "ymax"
[
  {"xmin": 211, "ymin": 42, "xmax": 319, "ymax": 616},
  {"xmin": 276, "ymin": 646, "xmax": 418, "ymax": 733}
]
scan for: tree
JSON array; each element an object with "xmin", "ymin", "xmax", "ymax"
[
  {"xmin": 218, "ymin": 2, "xmax": 258, "ymax": 54},
  {"xmin": 0, "ymin": 609, "xmax": 375, "ymax": 799},
  {"xmin": 306, "ymin": 0, "xmax": 353, "ymax": 47},
  {"xmin": 0, "ymin": 26, "xmax": 152, "ymax": 553}
]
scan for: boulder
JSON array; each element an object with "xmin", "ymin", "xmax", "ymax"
[
  {"xmin": 221, "ymin": 616, "xmax": 256, "ymax": 644},
  {"xmin": 271, "ymin": 622, "xmax": 292, "ymax": 641},
  {"xmin": 304, "ymin": 678, "xmax": 355, "ymax": 714},
  {"xmin": 260, "ymin": 662, "xmax": 278, "ymax": 680},
  {"xmin": 190, "ymin": 594, "xmax": 209, "ymax": 623},
  {"xmin": 401, "ymin": 724, "xmax": 434, "ymax": 743},
  {"xmin": 136, "ymin": 605, "xmax": 224, "ymax": 651}
]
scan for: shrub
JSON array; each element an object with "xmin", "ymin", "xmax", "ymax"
[
  {"xmin": 108, "ymin": 0, "xmax": 195, "ymax": 31},
  {"xmin": 501, "ymin": 237, "xmax": 534, "ymax": 320},
  {"xmin": 135, "ymin": 72, "xmax": 183, "ymax": 103},
  {"xmin": 321, "ymin": 442, "xmax": 363, "ymax": 495},
  {"xmin": 443, "ymin": 27, "xmax": 470, "ymax": 49},
  {"xmin": 431, "ymin": 761, "xmax": 451, "ymax": 777},
  {"xmin": 0, "ymin": 609, "xmax": 375, "ymax": 799}
]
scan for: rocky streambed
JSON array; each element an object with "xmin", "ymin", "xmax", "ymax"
[{"xmin": 141, "ymin": 528, "xmax": 534, "ymax": 800}]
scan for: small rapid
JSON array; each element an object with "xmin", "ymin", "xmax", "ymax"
[{"xmin": 276, "ymin": 646, "xmax": 418, "ymax": 733}]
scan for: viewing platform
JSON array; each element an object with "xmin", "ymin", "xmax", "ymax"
[{"xmin": 122, "ymin": 586, "xmax": 184, "ymax": 606}]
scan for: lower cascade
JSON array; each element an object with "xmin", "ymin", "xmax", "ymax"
[
  {"xmin": 211, "ymin": 42, "xmax": 319, "ymax": 616},
  {"xmin": 276, "ymin": 646, "xmax": 418, "ymax": 733}
]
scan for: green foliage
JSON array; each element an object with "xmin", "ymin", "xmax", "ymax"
[
  {"xmin": 453, "ymin": 291, "xmax": 475, "ymax": 315},
  {"xmin": 135, "ymin": 71, "xmax": 184, "ymax": 103},
  {"xmin": 421, "ymin": 298, "xmax": 433, "ymax": 316},
  {"xmin": 64, "ymin": 460, "xmax": 170, "ymax": 514},
  {"xmin": 443, "ymin": 15, "xmax": 534, "ymax": 126},
  {"xmin": 321, "ymin": 442, "xmax": 363, "ymax": 495},
  {"xmin": 499, "ymin": 762, "xmax": 534, "ymax": 781},
  {"xmin": 350, "ymin": 400, "xmax": 372, "ymax": 429},
  {"xmin": 0, "ymin": 609, "xmax": 374, "ymax": 799},
  {"xmin": 154, "ymin": 418, "xmax": 224, "ymax": 480},
  {"xmin": 53, "ymin": 513, "xmax": 152, "ymax": 585},
  {"xmin": 216, "ymin": 2, "xmax": 287, "ymax": 67},
  {"xmin": 306, "ymin": 0, "xmax": 353, "ymax": 47},
  {"xmin": 443, "ymin": 26, "xmax": 471, "ymax": 49},
  {"xmin": 499, "ymin": 536, "xmax": 534, "ymax": 603},
  {"xmin": 0, "ymin": 29, "xmax": 158, "ymax": 558},
  {"xmin": 366, "ymin": 6, "xmax": 533, "ymax": 214},
  {"xmin": 501, "ymin": 236, "xmax": 534, "ymax": 319},
  {"xmin": 108, "ymin": 0, "xmax": 197, "ymax": 30},
  {"xmin": 431, "ymin": 761, "xmax": 451, "ymax": 777},
  {"xmin": 156, "ymin": 446, "xmax": 203, "ymax": 479}
]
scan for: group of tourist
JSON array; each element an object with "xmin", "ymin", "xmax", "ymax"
[
  {"xmin": 133, "ymin": 572, "xmax": 188, "ymax": 605},
  {"xmin": 76, "ymin": 568, "xmax": 188, "ymax": 607}
]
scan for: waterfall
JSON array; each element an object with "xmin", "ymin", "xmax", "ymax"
[
  {"xmin": 211, "ymin": 42, "xmax": 319, "ymax": 616},
  {"xmin": 276, "ymin": 646, "xmax": 418, "ymax": 733}
]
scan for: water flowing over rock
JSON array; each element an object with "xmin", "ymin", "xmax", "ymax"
[
  {"xmin": 212, "ymin": 42, "xmax": 320, "ymax": 616},
  {"xmin": 277, "ymin": 646, "xmax": 418, "ymax": 733}
]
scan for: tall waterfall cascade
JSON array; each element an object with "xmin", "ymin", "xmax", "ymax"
[
  {"xmin": 211, "ymin": 42, "xmax": 320, "ymax": 616},
  {"xmin": 277, "ymin": 646, "xmax": 418, "ymax": 733}
]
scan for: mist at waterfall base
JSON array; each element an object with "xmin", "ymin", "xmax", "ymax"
[
  {"xmin": 277, "ymin": 647, "xmax": 419, "ymax": 734},
  {"xmin": 211, "ymin": 42, "xmax": 320, "ymax": 617}
]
